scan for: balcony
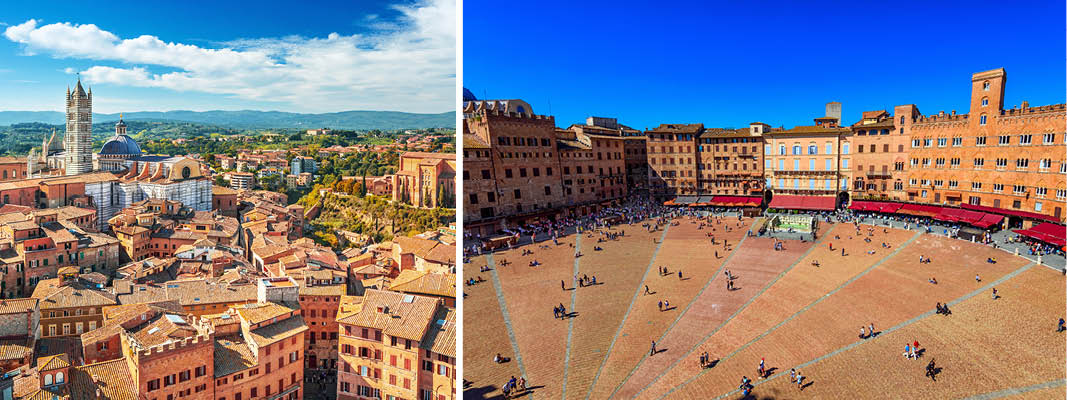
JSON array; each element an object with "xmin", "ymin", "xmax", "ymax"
[
  {"xmin": 772, "ymin": 170, "xmax": 839, "ymax": 178},
  {"xmin": 772, "ymin": 188, "xmax": 838, "ymax": 196},
  {"xmin": 866, "ymin": 172, "xmax": 893, "ymax": 179}
]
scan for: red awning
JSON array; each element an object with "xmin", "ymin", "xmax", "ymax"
[
  {"xmin": 710, "ymin": 196, "xmax": 762, "ymax": 207},
  {"xmin": 849, "ymin": 201, "xmax": 903, "ymax": 213},
  {"xmin": 898, "ymin": 203, "xmax": 942, "ymax": 217},
  {"xmin": 960, "ymin": 203, "xmax": 1059, "ymax": 223},
  {"xmin": 972, "ymin": 213, "xmax": 1004, "ymax": 228},
  {"xmin": 934, "ymin": 208, "xmax": 987, "ymax": 225},
  {"xmin": 1013, "ymin": 223, "xmax": 1066, "ymax": 246},
  {"xmin": 769, "ymin": 195, "xmax": 836, "ymax": 211}
]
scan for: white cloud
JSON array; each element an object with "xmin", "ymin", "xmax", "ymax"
[{"xmin": 2, "ymin": 0, "xmax": 456, "ymax": 113}]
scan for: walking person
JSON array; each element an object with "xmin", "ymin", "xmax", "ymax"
[
  {"xmin": 650, "ymin": 340, "xmax": 657, "ymax": 356},
  {"xmin": 992, "ymin": 287, "xmax": 998, "ymax": 300}
]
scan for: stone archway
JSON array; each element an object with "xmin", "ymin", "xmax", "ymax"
[{"xmin": 837, "ymin": 191, "xmax": 850, "ymax": 209}]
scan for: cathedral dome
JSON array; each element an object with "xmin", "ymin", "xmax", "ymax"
[{"xmin": 99, "ymin": 134, "xmax": 142, "ymax": 157}]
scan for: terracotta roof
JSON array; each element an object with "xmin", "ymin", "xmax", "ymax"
[
  {"xmin": 236, "ymin": 302, "xmax": 298, "ymax": 326},
  {"xmin": 68, "ymin": 358, "xmax": 137, "ymax": 400},
  {"xmin": 401, "ymin": 152, "xmax": 455, "ymax": 160},
  {"xmin": 0, "ymin": 338, "xmax": 32, "ymax": 361},
  {"xmin": 32, "ymin": 278, "xmax": 118, "ymax": 310},
  {"xmin": 423, "ymin": 243, "xmax": 456, "ymax": 265},
  {"xmin": 214, "ymin": 336, "xmax": 257, "ymax": 377},
  {"xmin": 212, "ymin": 186, "xmax": 238, "ymax": 195},
  {"xmin": 852, "ymin": 119, "xmax": 895, "ymax": 129},
  {"xmin": 115, "ymin": 278, "xmax": 257, "ymax": 307},
  {"xmin": 246, "ymin": 314, "xmax": 308, "ymax": 347},
  {"xmin": 648, "ymin": 123, "xmax": 703, "ymax": 134},
  {"xmin": 419, "ymin": 307, "xmax": 455, "ymax": 358},
  {"xmin": 127, "ymin": 313, "xmax": 198, "ymax": 349},
  {"xmin": 337, "ymin": 289, "xmax": 438, "ymax": 341},
  {"xmin": 698, "ymin": 128, "xmax": 755, "ymax": 139},
  {"xmin": 765, "ymin": 125, "xmax": 849, "ymax": 135},
  {"xmin": 0, "ymin": 298, "xmax": 38, "ymax": 314},
  {"xmin": 37, "ymin": 353, "xmax": 70, "ymax": 371},
  {"xmin": 389, "ymin": 271, "xmax": 456, "ymax": 299},
  {"xmin": 862, "ymin": 110, "xmax": 887, "ymax": 119},
  {"xmin": 557, "ymin": 139, "xmax": 591, "ymax": 151},
  {"xmin": 463, "ymin": 134, "xmax": 489, "ymax": 149},
  {"xmin": 0, "ymin": 204, "xmax": 32, "ymax": 214},
  {"xmin": 298, "ymin": 282, "xmax": 345, "ymax": 297}
]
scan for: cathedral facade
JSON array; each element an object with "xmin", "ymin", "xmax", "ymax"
[{"xmin": 20, "ymin": 80, "xmax": 213, "ymax": 229}]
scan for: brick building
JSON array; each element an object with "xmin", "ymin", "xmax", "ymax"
[
  {"xmin": 392, "ymin": 152, "xmax": 456, "ymax": 209},
  {"xmin": 902, "ymin": 68, "xmax": 1066, "ymax": 225},
  {"xmin": 764, "ymin": 104, "xmax": 852, "ymax": 210},
  {"xmin": 298, "ymin": 276, "xmax": 344, "ymax": 371},
  {"xmin": 0, "ymin": 298, "xmax": 38, "ymax": 372},
  {"xmin": 32, "ymin": 272, "xmax": 117, "ymax": 338},
  {"xmin": 0, "ymin": 214, "xmax": 120, "ymax": 297},
  {"xmin": 698, "ymin": 124, "xmax": 767, "ymax": 196},
  {"xmin": 15, "ymin": 276, "xmax": 310, "ymax": 400},
  {"xmin": 460, "ymin": 126, "xmax": 497, "ymax": 235},
  {"xmin": 212, "ymin": 186, "xmax": 240, "ymax": 217},
  {"xmin": 849, "ymin": 109, "xmax": 909, "ymax": 201},
  {"xmin": 646, "ymin": 124, "xmax": 702, "ymax": 198},
  {"xmin": 462, "ymin": 103, "xmax": 634, "ymax": 236},
  {"xmin": 336, "ymin": 289, "xmax": 455, "ymax": 400}
]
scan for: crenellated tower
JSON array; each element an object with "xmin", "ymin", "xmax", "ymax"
[{"xmin": 63, "ymin": 78, "xmax": 93, "ymax": 175}]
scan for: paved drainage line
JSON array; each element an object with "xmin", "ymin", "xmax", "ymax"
[
  {"xmin": 607, "ymin": 218, "xmax": 757, "ymax": 399},
  {"xmin": 632, "ymin": 222, "xmax": 831, "ymax": 398},
  {"xmin": 658, "ymin": 230, "xmax": 923, "ymax": 399},
  {"xmin": 582, "ymin": 224, "xmax": 671, "ymax": 400},
  {"xmin": 487, "ymin": 253, "xmax": 530, "ymax": 398},
  {"xmin": 561, "ymin": 234, "xmax": 582, "ymax": 399}
]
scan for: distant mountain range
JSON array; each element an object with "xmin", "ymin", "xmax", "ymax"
[{"xmin": 0, "ymin": 110, "xmax": 455, "ymax": 130}]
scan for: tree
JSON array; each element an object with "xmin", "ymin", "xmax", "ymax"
[
  {"xmin": 361, "ymin": 171, "xmax": 368, "ymax": 197},
  {"xmin": 214, "ymin": 175, "xmax": 227, "ymax": 187}
]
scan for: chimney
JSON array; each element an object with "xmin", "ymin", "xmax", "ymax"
[
  {"xmin": 376, "ymin": 306, "xmax": 384, "ymax": 313},
  {"xmin": 1022, "ymin": 101, "xmax": 1029, "ymax": 109},
  {"xmin": 951, "ymin": 110, "xmax": 956, "ymax": 116}
]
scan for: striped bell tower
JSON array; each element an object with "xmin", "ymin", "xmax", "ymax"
[{"xmin": 64, "ymin": 77, "xmax": 94, "ymax": 175}]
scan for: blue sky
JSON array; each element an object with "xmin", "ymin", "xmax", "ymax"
[
  {"xmin": 0, "ymin": 0, "xmax": 455, "ymax": 113},
  {"xmin": 464, "ymin": 0, "xmax": 1066, "ymax": 130}
]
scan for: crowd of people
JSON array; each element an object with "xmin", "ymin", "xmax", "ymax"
[{"xmin": 464, "ymin": 197, "xmax": 1063, "ymax": 398}]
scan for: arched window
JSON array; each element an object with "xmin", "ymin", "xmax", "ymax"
[
  {"xmin": 44, "ymin": 374, "xmax": 52, "ymax": 386},
  {"xmin": 983, "ymin": 81, "xmax": 990, "ymax": 91},
  {"xmin": 56, "ymin": 372, "xmax": 64, "ymax": 384},
  {"xmin": 981, "ymin": 97, "xmax": 989, "ymax": 107},
  {"xmin": 900, "ymin": 116, "xmax": 905, "ymax": 124},
  {"xmin": 516, "ymin": 105, "xmax": 526, "ymax": 114},
  {"xmin": 980, "ymin": 114, "xmax": 987, "ymax": 125}
]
